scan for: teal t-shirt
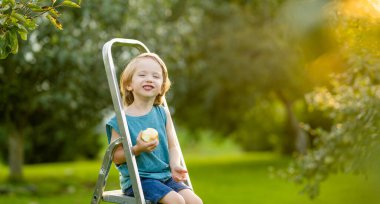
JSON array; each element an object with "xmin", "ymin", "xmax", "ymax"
[{"xmin": 105, "ymin": 105, "xmax": 171, "ymax": 191}]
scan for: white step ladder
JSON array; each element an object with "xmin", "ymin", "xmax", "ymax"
[{"xmin": 91, "ymin": 39, "xmax": 192, "ymax": 204}]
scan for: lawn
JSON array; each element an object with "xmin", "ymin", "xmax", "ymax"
[{"xmin": 0, "ymin": 152, "xmax": 379, "ymax": 204}]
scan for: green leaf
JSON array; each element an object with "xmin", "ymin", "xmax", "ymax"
[
  {"xmin": 26, "ymin": 3, "xmax": 40, "ymax": 9},
  {"xmin": 31, "ymin": 8, "xmax": 46, "ymax": 12},
  {"xmin": 25, "ymin": 18, "xmax": 37, "ymax": 30},
  {"xmin": 17, "ymin": 24, "xmax": 28, "ymax": 41},
  {"xmin": 0, "ymin": 4, "xmax": 11, "ymax": 12},
  {"xmin": 60, "ymin": 1, "xmax": 81, "ymax": 8},
  {"xmin": 3, "ymin": 0, "xmax": 16, "ymax": 7},
  {"xmin": 7, "ymin": 29, "xmax": 18, "ymax": 54},
  {"xmin": 0, "ymin": 33, "xmax": 9, "ymax": 59},
  {"xmin": 0, "ymin": 14, "xmax": 7, "ymax": 25},
  {"xmin": 48, "ymin": 8, "xmax": 61, "ymax": 18},
  {"xmin": 11, "ymin": 12, "xmax": 27, "ymax": 24},
  {"xmin": 27, "ymin": 3, "xmax": 45, "ymax": 12},
  {"xmin": 46, "ymin": 14, "xmax": 63, "ymax": 30},
  {"xmin": 0, "ymin": 4, "xmax": 12, "ymax": 15}
]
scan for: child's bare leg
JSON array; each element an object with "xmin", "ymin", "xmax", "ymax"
[
  {"xmin": 178, "ymin": 189, "xmax": 203, "ymax": 204},
  {"xmin": 159, "ymin": 191, "xmax": 185, "ymax": 204}
]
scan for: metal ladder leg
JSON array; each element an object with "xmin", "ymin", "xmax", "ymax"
[{"xmin": 92, "ymin": 138, "xmax": 122, "ymax": 204}]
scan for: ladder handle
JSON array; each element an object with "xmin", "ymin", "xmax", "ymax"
[
  {"xmin": 102, "ymin": 38, "xmax": 148, "ymax": 204},
  {"xmin": 103, "ymin": 38, "xmax": 150, "ymax": 54}
]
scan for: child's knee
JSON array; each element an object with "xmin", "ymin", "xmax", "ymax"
[
  {"xmin": 179, "ymin": 189, "xmax": 203, "ymax": 204},
  {"xmin": 189, "ymin": 194, "xmax": 203, "ymax": 204},
  {"xmin": 160, "ymin": 191, "xmax": 185, "ymax": 204}
]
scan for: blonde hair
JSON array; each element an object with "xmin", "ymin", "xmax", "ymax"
[{"xmin": 120, "ymin": 53, "xmax": 171, "ymax": 106}]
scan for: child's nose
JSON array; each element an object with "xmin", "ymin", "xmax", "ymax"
[{"xmin": 146, "ymin": 77, "xmax": 153, "ymax": 82}]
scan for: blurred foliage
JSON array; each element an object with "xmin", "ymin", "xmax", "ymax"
[
  {"xmin": 0, "ymin": 0, "xmax": 130, "ymax": 175},
  {"xmin": 0, "ymin": 0, "xmax": 337, "ymax": 163},
  {"xmin": 168, "ymin": 0, "xmax": 334, "ymax": 154},
  {"xmin": 230, "ymin": 99, "xmax": 285, "ymax": 151},
  {"xmin": 0, "ymin": 0, "xmax": 81, "ymax": 59},
  {"xmin": 280, "ymin": 0, "xmax": 380, "ymax": 198}
]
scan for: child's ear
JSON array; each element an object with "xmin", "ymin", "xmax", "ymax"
[{"xmin": 127, "ymin": 86, "xmax": 133, "ymax": 91}]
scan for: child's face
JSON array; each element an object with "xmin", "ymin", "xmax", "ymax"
[{"xmin": 128, "ymin": 58, "xmax": 164, "ymax": 101}]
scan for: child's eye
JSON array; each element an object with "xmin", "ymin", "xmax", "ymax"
[
  {"xmin": 153, "ymin": 75, "xmax": 160, "ymax": 79},
  {"xmin": 138, "ymin": 74, "xmax": 146, "ymax": 77}
]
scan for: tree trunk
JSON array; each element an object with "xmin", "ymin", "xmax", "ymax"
[
  {"xmin": 276, "ymin": 91, "xmax": 308, "ymax": 154},
  {"xmin": 8, "ymin": 130, "xmax": 24, "ymax": 182}
]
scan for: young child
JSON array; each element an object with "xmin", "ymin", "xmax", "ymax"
[{"xmin": 106, "ymin": 53, "xmax": 203, "ymax": 204}]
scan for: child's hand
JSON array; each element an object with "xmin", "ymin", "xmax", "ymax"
[
  {"xmin": 134, "ymin": 131, "xmax": 159, "ymax": 154},
  {"xmin": 171, "ymin": 165, "xmax": 188, "ymax": 182}
]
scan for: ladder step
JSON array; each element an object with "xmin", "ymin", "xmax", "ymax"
[{"xmin": 102, "ymin": 190, "xmax": 151, "ymax": 204}]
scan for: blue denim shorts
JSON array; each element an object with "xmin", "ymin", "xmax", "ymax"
[{"xmin": 123, "ymin": 177, "xmax": 191, "ymax": 204}]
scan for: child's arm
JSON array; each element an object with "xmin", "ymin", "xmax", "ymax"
[
  {"xmin": 164, "ymin": 107, "xmax": 188, "ymax": 182},
  {"xmin": 110, "ymin": 129, "xmax": 159, "ymax": 165}
]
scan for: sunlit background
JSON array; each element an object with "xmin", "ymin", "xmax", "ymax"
[{"xmin": 1, "ymin": 0, "xmax": 379, "ymax": 203}]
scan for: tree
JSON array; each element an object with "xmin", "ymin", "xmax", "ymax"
[
  {"xmin": 282, "ymin": 0, "xmax": 380, "ymax": 198},
  {"xmin": 0, "ymin": 0, "xmax": 81, "ymax": 59},
  {"xmin": 0, "ymin": 0, "xmax": 127, "ymax": 182},
  {"xmin": 169, "ymin": 0, "xmax": 332, "ymax": 154}
]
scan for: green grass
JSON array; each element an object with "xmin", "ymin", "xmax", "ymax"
[
  {"xmin": 188, "ymin": 153, "xmax": 380, "ymax": 204},
  {"xmin": 0, "ymin": 152, "xmax": 379, "ymax": 204}
]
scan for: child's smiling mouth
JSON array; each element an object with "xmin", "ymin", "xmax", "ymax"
[{"xmin": 143, "ymin": 85, "xmax": 155, "ymax": 91}]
